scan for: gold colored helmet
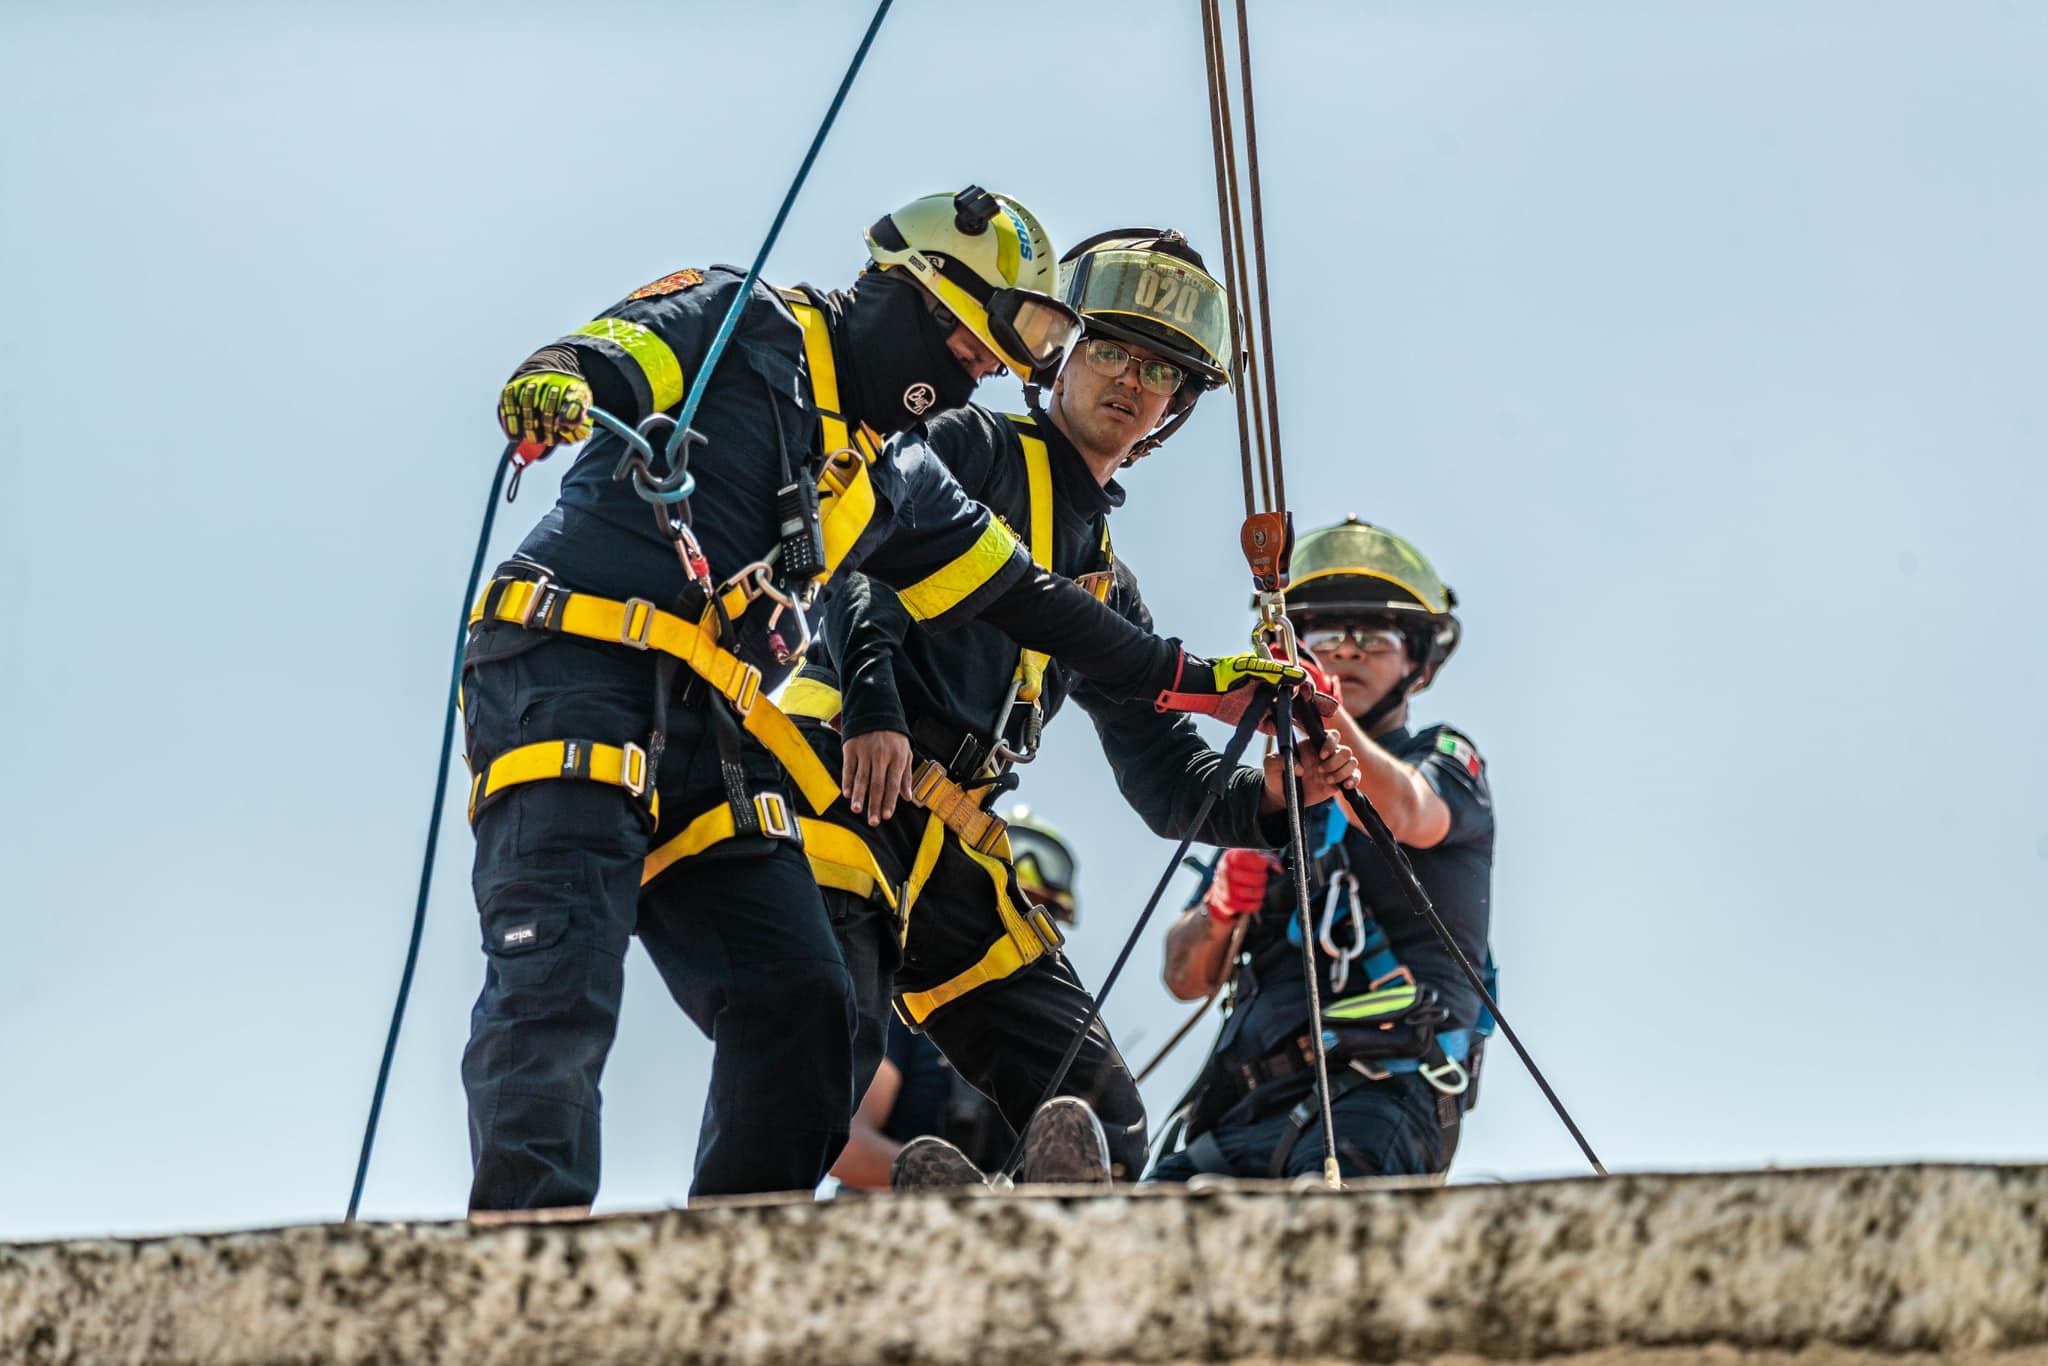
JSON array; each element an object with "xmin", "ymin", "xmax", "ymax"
[
  {"xmin": 1284, "ymin": 517, "xmax": 1461, "ymax": 683},
  {"xmin": 866, "ymin": 187, "xmax": 1082, "ymax": 386}
]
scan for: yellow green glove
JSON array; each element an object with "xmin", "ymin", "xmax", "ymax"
[
  {"xmin": 1154, "ymin": 650, "xmax": 1310, "ymax": 723},
  {"xmin": 497, "ymin": 370, "xmax": 594, "ymax": 453}
]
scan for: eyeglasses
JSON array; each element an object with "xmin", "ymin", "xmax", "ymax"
[
  {"xmin": 1301, "ymin": 625, "xmax": 1407, "ymax": 657},
  {"xmin": 1077, "ymin": 339, "xmax": 1185, "ymax": 396}
]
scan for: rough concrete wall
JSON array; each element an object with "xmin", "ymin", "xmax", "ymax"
[{"xmin": 3, "ymin": 1165, "xmax": 2046, "ymax": 1365}]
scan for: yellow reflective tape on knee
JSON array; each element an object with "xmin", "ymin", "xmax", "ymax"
[{"xmin": 573, "ymin": 318, "xmax": 687, "ymax": 411}]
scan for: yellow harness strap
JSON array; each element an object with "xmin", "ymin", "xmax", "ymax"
[
  {"xmin": 908, "ymin": 760, "xmax": 1009, "ymax": 855},
  {"xmin": 641, "ymin": 804, "xmax": 898, "ymax": 909},
  {"xmin": 778, "ymin": 675, "xmax": 846, "ymax": 725},
  {"xmin": 898, "ymin": 812, "xmax": 949, "ymax": 934},
  {"xmin": 471, "ymin": 576, "xmax": 840, "ymax": 815},
  {"xmin": 781, "ymin": 289, "xmax": 881, "ymax": 585},
  {"xmin": 896, "ymin": 838, "xmax": 1066, "ymax": 1025},
  {"xmin": 468, "ymin": 739, "xmax": 657, "ymax": 825},
  {"xmin": 1008, "ymin": 417, "xmax": 1056, "ymax": 704}
]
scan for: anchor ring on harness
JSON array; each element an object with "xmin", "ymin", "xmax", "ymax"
[{"xmin": 591, "ymin": 406, "xmax": 701, "ymax": 506}]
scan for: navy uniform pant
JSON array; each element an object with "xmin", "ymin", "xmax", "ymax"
[
  {"xmin": 829, "ymin": 883, "xmax": 1148, "ymax": 1181},
  {"xmin": 460, "ymin": 628, "xmax": 856, "ymax": 1208},
  {"xmin": 1145, "ymin": 1072, "xmax": 1450, "ymax": 1182}
]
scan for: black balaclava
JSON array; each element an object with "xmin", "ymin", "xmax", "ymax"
[{"xmin": 835, "ymin": 269, "xmax": 976, "ymax": 434}]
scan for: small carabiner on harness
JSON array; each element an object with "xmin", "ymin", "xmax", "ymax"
[
  {"xmin": 728, "ymin": 558, "xmax": 816, "ymax": 666},
  {"xmin": 1319, "ymin": 869, "xmax": 1367, "ymax": 995},
  {"xmin": 987, "ymin": 674, "xmax": 1042, "ymax": 769}
]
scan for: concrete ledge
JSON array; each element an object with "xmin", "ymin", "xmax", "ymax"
[{"xmin": 4, "ymin": 1165, "xmax": 2046, "ymax": 1364}]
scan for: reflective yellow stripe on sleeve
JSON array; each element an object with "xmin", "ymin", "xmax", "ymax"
[
  {"xmin": 897, "ymin": 518, "xmax": 1020, "ymax": 623},
  {"xmin": 573, "ymin": 318, "xmax": 687, "ymax": 411}
]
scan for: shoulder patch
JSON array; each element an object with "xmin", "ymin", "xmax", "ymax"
[
  {"xmin": 628, "ymin": 268, "xmax": 705, "ymax": 300},
  {"xmin": 1435, "ymin": 731, "xmax": 1483, "ymax": 778}
]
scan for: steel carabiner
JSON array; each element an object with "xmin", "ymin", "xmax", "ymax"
[{"xmin": 1319, "ymin": 869, "xmax": 1367, "ymax": 995}]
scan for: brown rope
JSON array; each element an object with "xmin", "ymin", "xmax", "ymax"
[
  {"xmin": 1233, "ymin": 0, "xmax": 1287, "ymax": 514},
  {"xmin": 1200, "ymin": 0, "xmax": 1272, "ymax": 516}
]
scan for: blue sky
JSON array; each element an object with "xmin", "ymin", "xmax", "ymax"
[{"xmin": 3, "ymin": 1, "xmax": 2044, "ymax": 1239}]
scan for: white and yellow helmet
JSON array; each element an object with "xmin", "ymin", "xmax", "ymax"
[{"xmin": 866, "ymin": 187, "xmax": 1082, "ymax": 386}]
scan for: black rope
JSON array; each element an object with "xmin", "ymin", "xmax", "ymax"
[
  {"xmin": 1273, "ymin": 689, "xmax": 1341, "ymax": 1185},
  {"xmin": 346, "ymin": 443, "xmax": 513, "ymax": 1221},
  {"xmin": 996, "ymin": 691, "xmax": 1275, "ymax": 1180},
  {"xmin": 1297, "ymin": 706, "xmax": 1607, "ymax": 1176}
]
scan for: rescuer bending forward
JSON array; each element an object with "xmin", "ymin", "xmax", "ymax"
[{"xmin": 462, "ymin": 189, "xmax": 1309, "ymax": 1212}]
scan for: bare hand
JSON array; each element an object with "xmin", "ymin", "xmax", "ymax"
[
  {"xmin": 1259, "ymin": 733, "xmax": 1360, "ymax": 814},
  {"xmin": 842, "ymin": 729, "xmax": 915, "ymax": 825}
]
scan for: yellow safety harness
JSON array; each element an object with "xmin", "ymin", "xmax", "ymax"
[
  {"xmin": 782, "ymin": 411, "xmax": 1114, "ymax": 1026},
  {"xmin": 463, "ymin": 291, "xmax": 939, "ymax": 904}
]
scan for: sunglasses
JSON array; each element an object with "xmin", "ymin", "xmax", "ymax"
[{"xmin": 1077, "ymin": 339, "xmax": 1185, "ymax": 396}]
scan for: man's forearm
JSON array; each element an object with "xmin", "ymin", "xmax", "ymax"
[
  {"xmin": 1333, "ymin": 708, "xmax": 1450, "ymax": 847},
  {"xmin": 1163, "ymin": 906, "xmax": 1237, "ymax": 1001}
]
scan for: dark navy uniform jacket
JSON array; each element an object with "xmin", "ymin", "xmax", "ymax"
[
  {"xmin": 510, "ymin": 266, "xmax": 1176, "ymax": 697},
  {"xmin": 1222, "ymin": 723, "xmax": 1495, "ymax": 1082},
  {"xmin": 808, "ymin": 405, "xmax": 1281, "ymax": 850}
]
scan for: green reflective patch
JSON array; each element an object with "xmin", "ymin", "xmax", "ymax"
[{"xmin": 1323, "ymin": 984, "xmax": 1418, "ymax": 1021}]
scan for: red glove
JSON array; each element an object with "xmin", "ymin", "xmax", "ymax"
[
  {"xmin": 1299, "ymin": 655, "xmax": 1342, "ymax": 711},
  {"xmin": 1204, "ymin": 848, "xmax": 1282, "ymax": 922},
  {"xmin": 1258, "ymin": 654, "xmax": 1343, "ymax": 736}
]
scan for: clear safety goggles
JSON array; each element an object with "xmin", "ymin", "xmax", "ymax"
[
  {"xmin": 986, "ymin": 289, "xmax": 1083, "ymax": 372},
  {"xmin": 1301, "ymin": 624, "xmax": 1408, "ymax": 657},
  {"xmin": 1009, "ymin": 829, "xmax": 1075, "ymax": 897}
]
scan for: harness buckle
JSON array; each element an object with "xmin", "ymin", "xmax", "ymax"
[
  {"xmin": 1417, "ymin": 1056, "xmax": 1470, "ymax": 1097},
  {"xmin": 514, "ymin": 573, "xmax": 554, "ymax": 628},
  {"xmin": 1347, "ymin": 1057, "xmax": 1393, "ymax": 1083},
  {"xmin": 618, "ymin": 598, "xmax": 657, "ymax": 650},
  {"xmin": 753, "ymin": 791, "xmax": 796, "ymax": 841},
  {"xmin": 620, "ymin": 742, "xmax": 649, "ymax": 798}
]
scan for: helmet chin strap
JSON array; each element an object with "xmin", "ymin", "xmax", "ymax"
[{"xmin": 1353, "ymin": 663, "xmax": 1428, "ymax": 734}]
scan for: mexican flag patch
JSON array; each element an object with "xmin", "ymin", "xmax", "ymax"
[{"xmin": 1437, "ymin": 731, "xmax": 1482, "ymax": 778}]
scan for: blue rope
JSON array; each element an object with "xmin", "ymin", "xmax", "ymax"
[
  {"xmin": 348, "ymin": 0, "xmax": 897, "ymax": 1221},
  {"xmin": 347, "ymin": 445, "xmax": 511, "ymax": 1221},
  {"xmin": 661, "ymin": 0, "xmax": 895, "ymax": 466}
]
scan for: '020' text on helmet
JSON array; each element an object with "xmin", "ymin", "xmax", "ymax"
[
  {"xmin": 1055, "ymin": 227, "xmax": 1233, "ymax": 458},
  {"xmin": 867, "ymin": 187, "xmax": 1083, "ymax": 387}
]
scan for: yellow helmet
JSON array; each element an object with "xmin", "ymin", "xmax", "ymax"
[
  {"xmin": 1284, "ymin": 517, "xmax": 1461, "ymax": 682},
  {"xmin": 1005, "ymin": 804, "xmax": 1078, "ymax": 926},
  {"xmin": 866, "ymin": 187, "xmax": 1082, "ymax": 386}
]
